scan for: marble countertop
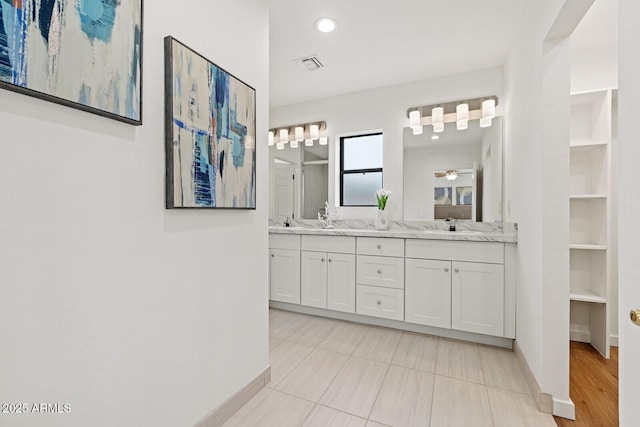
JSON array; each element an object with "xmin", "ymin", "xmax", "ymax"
[{"xmin": 269, "ymin": 221, "xmax": 517, "ymax": 243}]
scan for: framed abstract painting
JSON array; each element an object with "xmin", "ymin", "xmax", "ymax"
[
  {"xmin": 0, "ymin": 0, "xmax": 143, "ymax": 125},
  {"xmin": 164, "ymin": 36, "xmax": 256, "ymax": 209}
]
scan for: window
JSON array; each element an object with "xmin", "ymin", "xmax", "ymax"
[{"xmin": 340, "ymin": 133, "xmax": 383, "ymax": 206}]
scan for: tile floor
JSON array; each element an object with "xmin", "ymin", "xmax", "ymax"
[{"xmin": 223, "ymin": 309, "xmax": 557, "ymax": 427}]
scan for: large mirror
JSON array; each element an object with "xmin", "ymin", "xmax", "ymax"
[
  {"xmin": 403, "ymin": 117, "xmax": 503, "ymax": 222},
  {"xmin": 270, "ymin": 142, "xmax": 329, "ymax": 221}
]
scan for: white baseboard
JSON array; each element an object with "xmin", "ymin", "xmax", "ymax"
[
  {"xmin": 513, "ymin": 341, "xmax": 554, "ymax": 414},
  {"xmin": 570, "ymin": 325, "xmax": 591, "ymax": 343},
  {"xmin": 553, "ymin": 398, "xmax": 576, "ymax": 420},
  {"xmin": 610, "ymin": 334, "xmax": 619, "ymax": 347},
  {"xmin": 194, "ymin": 367, "xmax": 271, "ymax": 427},
  {"xmin": 270, "ymin": 301, "xmax": 513, "ymax": 348}
]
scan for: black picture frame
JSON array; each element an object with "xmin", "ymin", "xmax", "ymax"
[
  {"xmin": 164, "ymin": 36, "xmax": 257, "ymax": 209},
  {"xmin": 0, "ymin": 1, "xmax": 144, "ymax": 126}
]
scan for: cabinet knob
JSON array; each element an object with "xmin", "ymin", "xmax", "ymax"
[
  {"xmin": 377, "ymin": 244, "xmax": 382, "ymax": 249},
  {"xmin": 444, "ymin": 267, "xmax": 449, "ymax": 272},
  {"xmin": 377, "ymin": 300, "xmax": 382, "ymax": 305},
  {"xmin": 328, "ymin": 258, "xmax": 333, "ymax": 263},
  {"xmin": 271, "ymin": 254, "xmax": 275, "ymax": 258},
  {"xmin": 377, "ymin": 269, "xmax": 382, "ymax": 274},
  {"xmin": 454, "ymin": 268, "xmax": 460, "ymax": 273},
  {"xmin": 631, "ymin": 309, "xmax": 640, "ymax": 326},
  {"xmin": 321, "ymin": 258, "xmax": 325, "ymax": 262}
]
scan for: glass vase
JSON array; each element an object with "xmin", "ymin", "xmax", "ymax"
[{"xmin": 375, "ymin": 209, "xmax": 389, "ymax": 230}]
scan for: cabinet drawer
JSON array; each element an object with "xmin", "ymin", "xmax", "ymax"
[
  {"xmin": 357, "ymin": 237, "xmax": 405, "ymax": 257},
  {"xmin": 356, "ymin": 285, "xmax": 404, "ymax": 321},
  {"xmin": 406, "ymin": 240, "xmax": 504, "ymax": 264},
  {"xmin": 269, "ymin": 233, "xmax": 301, "ymax": 250},
  {"xmin": 357, "ymin": 255, "xmax": 404, "ymax": 289},
  {"xmin": 302, "ymin": 235, "xmax": 356, "ymax": 253}
]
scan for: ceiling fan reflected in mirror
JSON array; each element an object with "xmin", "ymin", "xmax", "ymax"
[{"xmin": 434, "ymin": 169, "xmax": 472, "ymax": 181}]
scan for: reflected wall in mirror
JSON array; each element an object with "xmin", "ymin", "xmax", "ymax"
[
  {"xmin": 403, "ymin": 117, "xmax": 503, "ymax": 222},
  {"xmin": 270, "ymin": 142, "xmax": 329, "ymax": 220}
]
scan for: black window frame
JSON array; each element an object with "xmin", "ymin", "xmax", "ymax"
[{"xmin": 339, "ymin": 132, "xmax": 384, "ymax": 207}]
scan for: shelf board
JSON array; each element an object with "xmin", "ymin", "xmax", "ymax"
[
  {"xmin": 569, "ymin": 244, "xmax": 607, "ymax": 251},
  {"xmin": 570, "ymin": 194, "xmax": 607, "ymax": 199},
  {"xmin": 570, "ymin": 141, "xmax": 608, "ymax": 152},
  {"xmin": 570, "ymin": 291, "xmax": 607, "ymax": 304}
]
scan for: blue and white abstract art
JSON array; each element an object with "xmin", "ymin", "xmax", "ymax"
[
  {"xmin": 164, "ymin": 37, "xmax": 256, "ymax": 209},
  {"xmin": 0, "ymin": 0, "xmax": 142, "ymax": 124}
]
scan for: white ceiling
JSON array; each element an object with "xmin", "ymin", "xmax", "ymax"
[
  {"xmin": 268, "ymin": 0, "xmax": 526, "ymax": 108},
  {"xmin": 268, "ymin": 0, "xmax": 618, "ymax": 109}
]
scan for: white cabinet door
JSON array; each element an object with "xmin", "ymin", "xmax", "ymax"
[
  {"xmin": 270, "ymin": 249, "xmax": 301, "ymax": 304},
  {"xmin": 405, "ymin": 259, "xmax": 452, "ymax": 329},
  {"xmin": 301, "ymin": 251, "xmax": 328, "ymax": 308},
  {"xmin": 327, "ymin": 253, "xmax": 356, "ymax": 313},
  {"xmin": 452, "ymin": 262, "xmax": 505, "ymax": 336}
]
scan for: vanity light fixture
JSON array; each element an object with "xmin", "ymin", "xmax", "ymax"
[
  {"xmin": 319, "ymin": 136, "xmax": 328, "ymax": 145},
  {"xmin": 456, "ymin": 103, "xmax": 469, "ymax": 130},
  {"xmin": 407, "ymin": 96, "xmax": 499, "ymax": 136},
  {"xmin": 432, "ymin": 106, "xmax": 444, "ymax": 133},
  {"xmin": 268, "ymin": 121, "xmax": 327, "ymax": 149},
  {"xmin": 279, "ymin": 128, "xmax": 289, "ymax": 144},
  {"xmin": 315, "ymin": 17, "xmax": 338, "ymax": 33}
]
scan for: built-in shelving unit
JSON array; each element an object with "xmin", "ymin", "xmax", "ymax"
[{"xmin": 569, "ymin": 90, "xmax": 612, "ymax": 358}]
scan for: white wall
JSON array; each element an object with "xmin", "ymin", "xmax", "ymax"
[
  {"xmin": 270, "ymin": 67, "xmax": 504, "ymax": 221},
  {"xmin": 504, "ymin": 0, "xmax": 572, "ymax": 417},
  {"xmin": 571, "ymin": 46, "xmax": 618, "ymax": 93},
  {"xmin": 0, "ymin": 2, "xmax": 270, "ymax": 426}
]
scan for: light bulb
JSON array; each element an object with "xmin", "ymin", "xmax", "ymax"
[
  {"xmin": 279, "ymin": 128, "xmax": 289, "ymax": 144},
  {"xmin": 268, "ymin": 131, "xmax": 274, "ymax": 146},
  {"xmin": 409, "ymin": 110, "xmax": 421, "ymax": 128},
  {"xmin": 295, "ymin": 126, "xmax": 304, "ymax": 141},
  {"xmin": 432, "ymin": 106, "xmax": 444, "ymax": 133},
  {"xmin": 290, "ymin": 139, "xmax": 299, "ymax": 148},
  {"xmin": 319, "ymin": 137, "xmax": 328, "ymax": 145},
  {"xmin": 456, "ymin": 103, "xmax": 469, "ymax": 130},
  {"xmin": 310, "ymin": 124, "xmax": 319, "ymax": 140},
  {"xmin": 482, "ymin": 99, "xmax": 496, "ymax": 119},
  {"xmin": 305, "ymin": 139, "xmax": 313, "ymax": 146},
  {"xmin": 480, "ymin": 117, "xmax": 493, "ymax": 128}
]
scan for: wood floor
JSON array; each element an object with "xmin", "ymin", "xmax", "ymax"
[{"xmin": 554, "ymin": 342, "xmax": 619, "ymax": 427}]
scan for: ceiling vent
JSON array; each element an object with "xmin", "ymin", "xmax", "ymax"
[{"xmin": 294, "ymin": 55, "xmax": 324, "ymax": 71}]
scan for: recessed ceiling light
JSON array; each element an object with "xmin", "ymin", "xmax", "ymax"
[
  {"xmin": 315, "ymin": 17, "xmax": 338, "ymax": 33},
  {"xmin": 431, "ymin": 135, "xmax": 440, "ymax": 140}
]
